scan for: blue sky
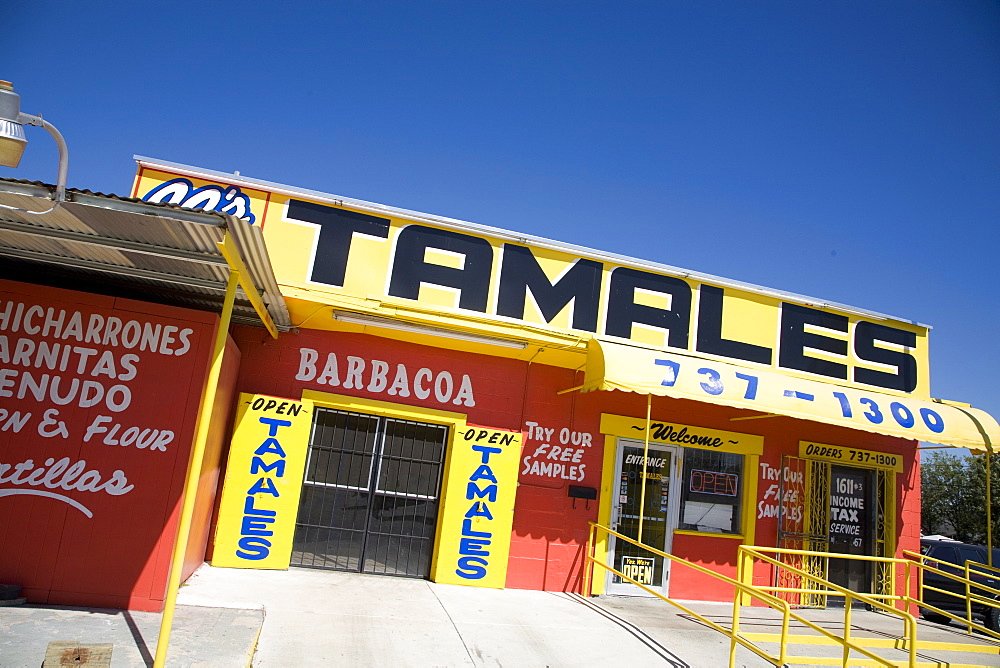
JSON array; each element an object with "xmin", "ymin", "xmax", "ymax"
[{"xmin": 3, "ymin": 1, "xmax": 998, "ymax": 434}]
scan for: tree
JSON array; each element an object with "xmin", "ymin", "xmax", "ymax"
[{"xmin": 921, "ymin": 451, "xmax": 1000, "ymax": 544}]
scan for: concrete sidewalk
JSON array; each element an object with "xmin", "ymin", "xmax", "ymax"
[
  {"xmin": 0, "ymin": 601, "xmax": 262, "ymax": 667},
  {"xmin": 0, "ymin": 565, "xmax": 764, "ymax": 667},
  {"xmin": 175, "ymin": 565, "xmax": 763, "ymax": 667},
  {"xmin": 3, "ymin": 564, "xmax": 998, "ymax": 666}
]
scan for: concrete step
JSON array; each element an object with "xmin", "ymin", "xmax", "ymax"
[{"xmin": 592, "ymin": 596, "xmax": 1000, "ymax": 667}]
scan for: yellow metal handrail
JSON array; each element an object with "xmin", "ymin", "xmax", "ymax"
[
  {"xmin": 968, "ymin": 559, "xmax": 1000, "ymax": 578},
  {"xmin": 741, "ymin": 544, "xmax": 913, "ymax": 605},
  {"xmin": 585, "ymin": 524, "xmax": 916, "ymax": 667},
  {"xmin": 746, "ymin": 546, "xmax": 1000, "ymax": 657},
  {"xmin": 904, "ymin": 549, "xmax": 1000, "ymax": 640},
  {"xmin": 739, "ymin": 546, "xmax": 918, "ymax": 667},
  {"xmin": 586, "ymin": 529, "xmax": 1000, "ymax": 666},
  {"xmin": 586, "ymin": 523, "xmax": 790, "ymax": 667}
]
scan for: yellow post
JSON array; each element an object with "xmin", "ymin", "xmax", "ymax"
[
  {"xmin": 583, "ymin": 523, "xmax": 594, "ymax": 597},
  {"xmin": 152, "ymin": 269, "xmax": 238, "ymax": 668},
  {"xmin": 778, "ymin": 603, "xmax": 790, "ymax": 667},
  {"xmin": 731, "ymin": 546, "xmax": 743, "ymax": 666},
  {"xmin": 903, "ymin": 560, "xmax": 911, "ymax": 615},
  {"xmin": 842, "ymin": 596, "xmax": 853, "ymax": 667},
  {"xmin": 917, "ymin": 557, "xmax": 924, "ymax": 609},
  {"xmin": 737, "ymin": 548, "xmax": 754, "ymax": 606},
  {"xmin": 987, "ymin": 450, "xmax": 993, "ymax": 568},
  {"xmin": 907, "ymin": 613, "xmax": 916, "ymax": 668},
  {"xmin": 965, "ymin": 561, "xmax": 974, "ymax": 633},
  {"xmin": 638, "ymin": 394, "xmax": 652, "ymax": 544},
  {"xmin": 729, "ymin": 589, "xmax": 741, "ymax": 668}
]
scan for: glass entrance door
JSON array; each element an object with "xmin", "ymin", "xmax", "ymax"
[
  {"xmin": 826, "ymin": 465, "xmax": 875, "ymax": 605},
  {"xmin": 606, "ymin": 439, "xmax": 681, "ymax": 596}
]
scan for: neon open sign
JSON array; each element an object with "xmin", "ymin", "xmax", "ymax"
[{"xmin": 689, "ymin": 469, "xmax": 739, "ymax": 496}]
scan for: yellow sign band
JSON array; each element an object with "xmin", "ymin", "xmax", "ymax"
[{"xmin": 798, "ymin": 441, "xmax": 903, "ymax": 472}]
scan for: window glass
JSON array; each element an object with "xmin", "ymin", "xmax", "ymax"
[
  {"xmin": 958, "ymin": 546, "xmax": 986, "ymax": 565},
  {"xmin": 933, "ymin": 546, "xmax": 960, "ymax": 564},
  {"xmin": 679, "ymin": 449, "xmax": 743, "ymax": 534}
]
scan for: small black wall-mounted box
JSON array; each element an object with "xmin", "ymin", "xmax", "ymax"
[{"xmin": 568, "ymin": 485, "xmax": 597, "ymax": 500}]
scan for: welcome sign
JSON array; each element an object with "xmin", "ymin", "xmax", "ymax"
[{"xmin": 599, "ymin": 414, "xmax": 764, "ymax": 455}]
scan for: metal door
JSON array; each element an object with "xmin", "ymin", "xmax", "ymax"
[
  {"xmin": 775, "ymin": 455, "xmax": 828, "ymax": 607},
  {"xmin": 605, "ymin": 439, "xmax": 681, "ymax": 596},
  {"xmin": 826, "ymin": 465, "xmax": 875, "ymax": 604},
  {"xmin": 290, "ymin": 408, "xmax": 448, "ymax": 578}
]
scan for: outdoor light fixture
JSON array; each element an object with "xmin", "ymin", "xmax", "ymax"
[
  {"xmin": 0, "ymin": 80, "xmax": 68, "ymax": 213},
  {"xmin": 332, "ymin": 311, "xmax": 528, "ymax": 349}
]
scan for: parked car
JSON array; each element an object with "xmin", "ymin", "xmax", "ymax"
[{"xmin": 919, "ymin": 536, "xmax": 1000, "ymax": 631}]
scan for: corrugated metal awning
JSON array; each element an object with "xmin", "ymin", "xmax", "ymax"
[{"xmin": 0, "ymin": 179, "xmax": 291, "ymax": 332}]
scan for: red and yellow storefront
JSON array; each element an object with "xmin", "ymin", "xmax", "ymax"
[{"xmin": 1, "ymin": 157, "xmax": 996, "ymax": 612}]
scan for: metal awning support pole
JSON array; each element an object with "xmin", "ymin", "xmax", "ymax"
[
  {"xmin": 217, "ymin": 232, "xmax": 278, "ymax": 339},
  {"xmin": 152, "ymin": 268, "xmax": 238, "ymax": 668},
  {"xmin": 988, "ymin": 449, "xmax": 993, "ymax": 567},
  {"xmin": 638, "ymin": 394, "xmax": 652, "ymax": 544}
]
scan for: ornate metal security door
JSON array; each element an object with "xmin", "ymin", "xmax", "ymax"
[
  {"xmin": 776, "ymin": 455, "xmax": 829, "ymax": 607},
  {"xmin": 775, "ymin": 455, "xmax": 895, "ymax": 607},
  {"xmin": 290, "ymin": 407, "xmax": 448, "ymax": 578}
]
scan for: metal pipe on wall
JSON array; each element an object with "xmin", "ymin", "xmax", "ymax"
[{"xmin": 638, "ymin": 394, "xmax": 652, "ymax": 544}]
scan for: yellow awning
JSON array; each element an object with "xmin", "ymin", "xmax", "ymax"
[{"xmin": 580, "ymin": 339, "xmax": 999, "ymax": 451}]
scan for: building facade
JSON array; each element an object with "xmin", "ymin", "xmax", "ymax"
[{"xmin": 0, "ymin": 157, "xmax": 996, "ymax": 611}]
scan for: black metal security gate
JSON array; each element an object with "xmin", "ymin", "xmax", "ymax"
[{"xmin": 290, "ymin": 407, "xmax": 448, "ymax": 577}]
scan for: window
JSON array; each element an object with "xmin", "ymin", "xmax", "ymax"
[
  {"xmin": 956, "ymin": 545, "xmax": 990, "ymax": 570},
  {"xmin": 929, "ymin": 545, "xmax": 962, "ymax": 575},
  {"xmin": 679, "ymin": 449, "xmax": 743, "ymax": 534}
]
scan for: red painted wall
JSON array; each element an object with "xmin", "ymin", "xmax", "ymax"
[
  {"xmin": 0, "ymin": 280, "xmax": 218, "ymax": 612},
  {"xmin": 183, "ymin": 335, "xmax": 241, "ymax": 582},
  {"xmin": 229, "ymin": 325, "xmax": 920, "ymax": 602},
  {"xmin": 575, "ymin": 390, "xmax": 918, "ymax": 602},
  {"xmin": 228, "ymin": 326, "xmax": 604, "ymax": 592},
  {"xmin": 0, "ymin": 279, "xmax": 921, "ymax": 609}
]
